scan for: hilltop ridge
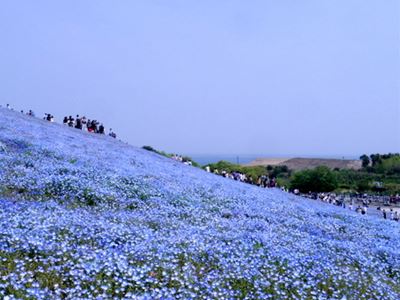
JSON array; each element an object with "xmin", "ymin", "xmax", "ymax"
[{"xmin": 0, "ymin": 108, "xmax": 399, "ymax": 299}]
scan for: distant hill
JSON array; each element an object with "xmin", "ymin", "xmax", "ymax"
[{"xmin": 245, "ymin": 157, "xmax": 362, "ymax": 170}]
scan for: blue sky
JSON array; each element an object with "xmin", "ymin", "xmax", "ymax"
[{"xmin": 0, "ymin": 0, "xmax": 399, "ymax": 156}]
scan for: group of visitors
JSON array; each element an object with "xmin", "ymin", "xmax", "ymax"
[
  {"xmin": 205, "ymin": 167, "xmax": 278, "ymax": 188},
  {"xmin": 207, "ymin": 168, "xmax": 251, "ymax": 184},
  {"xmin": 298, "ymin": 191, "xmax": 400, "ymax": 222},
  {"xmin": 257, "ymin": 175, "xmax": 277, "ymax": 188},
  {"xmin": 43, "ymin": 113, "xmax": 55, "ymax": 122},
  {"xmin": 381, "ymin": 208, "xmax": 400, "ymax": 221},
  {"xmin": 171, "ymin": 154, "xmax": 193, "ymax": 166},
  {"xmin": 223, "ymin": 171, "xmax": 252, "ymax": 183},
  {"xmin": 62, "ymin": 115, "xmax": 117, "ymax": 138},
  {"xmin": 3, "ymin": 104, "xmax": 118, "ymax": 139}
]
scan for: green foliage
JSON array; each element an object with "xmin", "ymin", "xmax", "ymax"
[
  {"xmin": 81, "ymin": 188, "xmax": 99, "ymax": 206},
  {"xmin": 359, "ymin": 154, "xmax": 370, "ymax": 168},
  {"xmin": 142, "ymin": 146, "xmax": 200, "ymax": 167},
  {"xmin": 290, "ymin": 166, "xmax": 338, "ymax": 193},
  {"xmin": 356, "ymin": 180, "xmax": 370, "ymax": 192},
  {"xmin": 362, "ymin": 153, "xmax": 400, "ymax": 175},
  {"xmin": 269, "ymin": 165, "xmax": 290, "ymax": 178},
  {"xmin": 181, "ymin": 156, "xmax": 202, "ymax": 168},
  {"xmin": 142, "ymin": 145, "xmax": 157, "ymax": 152},
  {"xmin": 370, "ymin": 154, "xmax": 382, "ymax": 167},
  {"xmin": 331, "ymin": 168, "xmax": 400, "ymax": 194},
  {"xmin": 376, "ymin": 156, "xmax": 400, "ymax": 175},
  {"xmin": 286, "ymin": 153, "xmax": 400, "ymax": 194},
  {"xmin": 142, "ymin": 145, "xmax": 172, "ymax": 158}
]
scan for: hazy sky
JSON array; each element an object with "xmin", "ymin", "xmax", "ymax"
[{"xmin": 0, "ymin": 1, "xmax": 399, "ymax": 156}]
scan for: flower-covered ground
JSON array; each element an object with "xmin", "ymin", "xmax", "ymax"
[{"xmin": 0, "ymin": 108, "xmax": 399, "ymax": 299}]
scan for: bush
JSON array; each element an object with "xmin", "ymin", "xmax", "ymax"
[
  {"xmin": 356, "ymin": 180, "xmax": 370, "ymax": 192},
  {"xmin": 290, "ymin": 166, "xmax": 338, "ymax": 193}
]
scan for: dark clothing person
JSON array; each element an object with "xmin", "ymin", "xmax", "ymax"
[
  {"xmin": 68, "ymin": 116, "xmax": 74, "ymax": 127},
  {"xmin": 75, "ymin": 117, "xmax": 82, "ymax": 130},
  {"xmin": 99, "ymin": 124, "xmax": 105, "ymax": 134},
  {"xmin": 109, "ymin": 129, "xmax": 117, "ymax": 138},
  {"xmin": 87, "ymin": 119, "xmax": 92, "ymax": 131},
  {"xmin": 90, "ymin": 120, "xmax": 98, "ymax": 133}
]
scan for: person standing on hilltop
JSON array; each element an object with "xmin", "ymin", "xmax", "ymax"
[
  {"xmin": 90, "ymin": 120, "xmax": 98, "ymax": 133},
  {"xmin": 99, "ymin": 124, "xmax": 105, "ymax": 134},
  {"xmin": 109, "ymin": 128, "xmax": 117, "ymax": 138},
  {"xmin": 86, "ymin": 119, "xmax": 92, "ymax": 132},
  {"xmin": 75, "ymin": 115, "xmax": 82, "ymax": 130},
  {"xmin": 68, "ymin": 116, "xmax": 74, "ymax": 127},
  {"xmin": 81, "ymin": 117, "xmax": 87, "ymax": 131}
]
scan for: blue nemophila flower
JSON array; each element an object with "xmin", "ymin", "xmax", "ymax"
[{"xmin": 0, "ymin": 108, "xmax": 399, "ymax": 299}]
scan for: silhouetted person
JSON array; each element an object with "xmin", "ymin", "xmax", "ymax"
[
  {"xmin": 99, "ymin": 124, "xmax": 105, "ymax": 134},
  {"xmin": 90, "ymin": 120, "xmax": 98, "ymax": 133},
  {"xmin": 75, "ymin": 115, "xmax": 82, "ymax": 129},
  {"xmin": 109, "ymin": 128, "xmax": 116, "ymax": 138},
  {"xmin": 68, "ymin": 116, "xmax": 74, "ymax": 127}
]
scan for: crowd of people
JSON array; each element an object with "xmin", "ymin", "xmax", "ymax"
[
  {"xmin": 62, "ymin": 115, "xmax": 116, "ymax": 138},
  {"xmin": 381, "ymin": 208, "xmax": 400, "ymax": 221},
  {"xmin": 2, "ymin": 104, "xmax": 117, "ymax": 138},
  {"xmin": 204, "ymin": 167, "xmax": 278, "ymax": 188},
  {"xmin": 61, "ymin": 114, "xmax": 117, "ymax": 138},
  {"xmin": 171, "ymin": 154, "xmax": 194, "ymax": 166},
  {"xmin": 298, "ymin": 191, "xmax": 400, "ymax": 222}
]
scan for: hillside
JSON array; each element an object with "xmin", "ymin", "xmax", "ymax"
[
  {"xmin": 246, "ymin": 157, "xmax": 362, "ymax": 170},
  {"xmin": 0, "ymin": 108, "xmax": 399, "ymax": 299}
]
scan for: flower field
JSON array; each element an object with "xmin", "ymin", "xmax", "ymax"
[{"xmin": 0, "ymin": 108, "xmax": 399, "ymax": 299}]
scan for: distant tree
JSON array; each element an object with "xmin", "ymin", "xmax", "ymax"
[
  {"xmin": 370, "ymin": 154, "xmax": 382, "ymax": 167},
  {"xmin": 360, "ymin": 154, "xmax": 370, "ymax": 168},
  {"xmin": 356, "ymin": 180, "xmax": 370, "ymax": 192},
  {"xmin": 379, "ymin": 156, "xmax": 400, "ymax": 175},
  {"xmin": 279, "ymin": 165, "xmax": 289, "ymax": 173},
  {"xmin": 269, "ymin": 165, "xmax": 290, "ymax": 178},
  {"xmin": 290, "ymin": 166, "xmax": 338, "ymax": 193}
]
